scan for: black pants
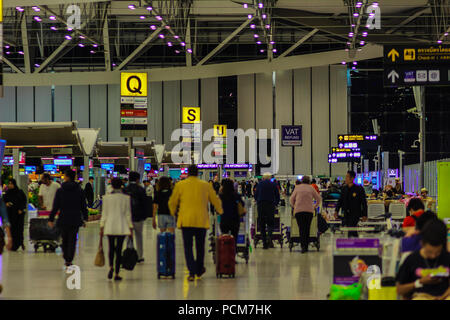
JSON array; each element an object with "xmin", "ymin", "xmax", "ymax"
[
  {"xmin": 9, "ymin": 212, "xmax": 25, "ymax": 251},
  {"xmin": 182, "ymin": 228, "xmax": 206, "ymax": 276},
  {"xmin": 295, "ymin": 212, "xmax": 313, "ymax": 251},
  {"xmin": 344, "ymin": 215, "xmax": 360, "ymax": 238},
  {"xmin": 220, "ymin": 220, "xmax": 240, "ymax": 252},
  {"xmin": 107, "ymin": 235, "xmax": 125, "ymax": 274},
  {"xmin": 60, "ymin": 226, "xmax": 79, "ymax": 264},
  {"xmin": 257, "ymin": 201, "xmax": 275, "ymax": 245}
]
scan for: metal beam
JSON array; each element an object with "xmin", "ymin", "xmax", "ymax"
[
  {"xmin": 277, "ymin": 29, "xmax": 319, "ymax": 59},
  {"xmin": 386, "ymin": 7, "xmax": 430, "ymax": 34},
  {"xmin": 116, "ymin": 26, "xmax": 164, "ymax": 71},
  {"xmin": 4, "ymin": 44, "xmax": 383, "ymax": 87},
  {"xmin": 103, "ymin": 10, "xmax": 111, "ymax": 71},
  {"xmin": 186, "ymin": 18, "xmax": 193, "ymax": 67},
  {"xmin": 1, "ymin": 56, "xmax": 24, "ymax": 74},
  {"xmin": 197, "ymin": 17, "xmax": 254, "ymax": 66},
  {"xmin": 21, "ymin": 14, "xmax": 31, "ymax": 73}
]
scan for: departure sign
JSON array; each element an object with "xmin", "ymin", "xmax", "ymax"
[
  {"xmin": 337, "ymin": 134, "xmax": 378, "ymax": 152},
  {"xmin": 328, "ymin": 150, "xmax": 361, "ymax": 163},
  {"xmin": 384, "ymin": 45, "xmax": 450, "ymax": 65}
]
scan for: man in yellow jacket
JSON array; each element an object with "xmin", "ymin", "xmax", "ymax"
[{"xmin": 169, "ymin": 164, "xmax": 223, "ymax": 281}]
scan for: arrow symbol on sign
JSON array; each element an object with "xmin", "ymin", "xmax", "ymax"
[
  {"xmin": 388, "ymin": 70, "xmax": 399, "ymax": 83},
  {"xmin": 388, "ymin": 49, "xmax": 399, "ymax": 62}
]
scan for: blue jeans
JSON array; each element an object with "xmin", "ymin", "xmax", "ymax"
[{"xmin": 158, "ymin": 214, "xmax": 176, "ymax": 229}]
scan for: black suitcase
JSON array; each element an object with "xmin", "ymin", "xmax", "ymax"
[{"xmin": 29, "ymin": 218, "xmax": 61, "ymax": 241}]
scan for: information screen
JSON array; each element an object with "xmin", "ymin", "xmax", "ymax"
[
  {"xmin": 144, "ymin": 163, "xmax": 151, "ymax": 171},
  {"xmin": 54, "ymin": 159, "xmax": 73, "ymax": 166},
  {"xmin": 2, "ymin": 156, "xmax": 14, "ymax": 166},
  {"xmin": 169, "ymin": 169, "xmax": 181, "ymax": 180},
  {"xmin": 101, "ymin": 164, "xmax": 115, "ymax": 171},
  {"xmin": 25, "ymin": 166, "xmax": 36, "ymax": 174},
  {"xmin": 43, "ymin": 164, "xmax": 57, "ymax": 173}
]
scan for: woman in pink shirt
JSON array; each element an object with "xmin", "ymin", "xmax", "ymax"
[{"xmin": 290, "ymin": 176, "xmax": 322, "ymax": 253}]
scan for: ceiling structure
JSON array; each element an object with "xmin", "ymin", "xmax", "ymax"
[{"xmin": 1, "ymin": 0, "xmax": 449, "ymax": 75}]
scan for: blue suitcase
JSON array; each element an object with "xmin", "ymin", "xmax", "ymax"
[{"xmin": 157, "ymin": 232, "xmax": 175, "ymax": 279}]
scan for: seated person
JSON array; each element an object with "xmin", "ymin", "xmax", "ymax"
[
  {"xmin": 396, "ymin": 219, "xmax": 450, "ymax": 300},
  {"xmin": 420, "ymin": 188, "xmax": 434, "ymax": 209},
  {"xmin": 402, "ymin": 211, "xmax": 437, "ymax": 253},
  {"xmin": 402, "ymin": 198, "xmax": 425, "ymax": 231}
]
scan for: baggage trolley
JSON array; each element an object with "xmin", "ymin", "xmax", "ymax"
[
  {"xmin": 289, "ymin": 209, "xmax": 320, "ymax": 252},
  {"xmin": 236, "ymin": 200, "xmax": 251, "ymax": 263},
  {"xmin": 253, "ymin": 208, "xmax": 283, "ymax": 248},
  {"xmin": 29, "ymin": 218, "xmax": 61, "ymax": 252}
]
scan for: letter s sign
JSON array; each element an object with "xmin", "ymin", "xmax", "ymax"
[{"xmin": 67, "ymin": 5, "xmax": 81, "ymax": 30}]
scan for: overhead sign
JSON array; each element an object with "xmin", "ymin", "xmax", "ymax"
[
  {"xmin": 120, "ymin": 72, "xmax": 148, "ymax": 138},
  {"xmin": 281, "ymin": 125, "xmax": 302, "ymax": 147},
  {"xmin": 120, "ymin": 72, "xmax": 148, "ymax": 97},
  {"xmin": 182, "ymin": 107, "xmax": 201, "ymax": 124},
  {"xmin": 214, "ymin": 125, "xmax": 227, "ymax": 138},
  {"xmin": 213, "ymin": 124, "xmax": 227, "ymax": 157},
  {"xmin": 337, "ymin": 134, "xmax": 378, "ymax": 153},
  {"xmin": 384, "ymin": 45, "xmax": 450, "ymax": 87},
  {"xmin": 0, "ymin": 139, "xmax": 6, "ymax": 171},
  {"xmin": 328, "ymin": 150, "xmax": 362, "ymax": 163}
]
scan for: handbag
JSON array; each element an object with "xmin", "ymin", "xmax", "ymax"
[
  {"xmin": 94, "ymin": 236, "xmax": 105, "ymax": 267},
  {"xmin": 237, "ymin": 201, "xmax": 247, "ymax": 217},
  {"xmin": 318, "ymin": 214, "xmax": 329, "ymax": 234},
  {"xmin": 121, "ymin": 237, "xmax": 138, "ymax": 271}
]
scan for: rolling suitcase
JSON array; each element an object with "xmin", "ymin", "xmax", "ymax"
[
  {"xmin": 157, "ymin": 232, "xmax": 176, "ymax": 279},
  {"xmin": 216, "ymin": 234, "xmax": 236, "ymax": 278},
  {"xmin": 29, "ymin": 218, "xmax": 61, "ymax": 252}
]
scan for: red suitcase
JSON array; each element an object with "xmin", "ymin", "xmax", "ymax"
[{"xmin": 216, "ymin": 234, "xmax": 236, "ymax": 278}]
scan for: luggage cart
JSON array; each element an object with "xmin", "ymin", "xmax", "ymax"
[
  {"xmin": 29, "ymin": 218, "xmax": 61, "ymax": 252},
  {"xmin": 288, "ymin": 209, "xmax": 320, "ymax": 252},
  {"xmin": 253, "ymin": 208, "xmax": 283, "ymax": 248}
]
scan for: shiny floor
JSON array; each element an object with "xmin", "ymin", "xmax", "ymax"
[{"xmin": 0, "ymin": 200, "xmax": 334, "ymax": 300}]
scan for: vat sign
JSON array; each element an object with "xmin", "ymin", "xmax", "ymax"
[{"xmin": 281, "ymin": 125, "xmax": 302, "ymax": 147}]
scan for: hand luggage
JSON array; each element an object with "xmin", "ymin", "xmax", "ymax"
[
  {"xmin": 216, "ymin": 234, "xmax": 236, "ymax": 278},
  {"xmin": 94, "ymin": 236, "xmax": 105, "ymax": 267},
  {"xmin": 157, "ymin": 232, "xmax": 176, "ymax": 279},
  {"xmin": 121, "ymin": 237, "xmax": 138, "ymax": 271},
  {"xmin": 29, "ymin": 218, "xmax": 61, "ymax": 252}
]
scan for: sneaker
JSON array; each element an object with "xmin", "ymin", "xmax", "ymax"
[{"xmin": 187, "ymin": 275, "xmax": 195, "ymax": 282}]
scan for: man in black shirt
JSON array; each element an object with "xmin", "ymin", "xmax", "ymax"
[
  {"xmin": 84, "ymin": 176, "xmax": 94, "ymax": 207},
  {"xmin": 335, "ymin": 170, "xmax": 367, "ymax": 237},
  {"xmin": 396, "ymin": 219, "xmax": 450, "ymax": 300}
]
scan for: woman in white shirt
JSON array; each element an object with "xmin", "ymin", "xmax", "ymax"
[{"xmin": 100, "ymin": 178, "xmax": 133, "ymax": 281}]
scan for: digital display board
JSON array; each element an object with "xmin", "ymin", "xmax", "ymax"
[
  {"xmin": 25, "ymin": 166, "xmax": 36, "ymax": 174},
  {"xmin": 328, "ymin": 150, "xmax": 361, "ymax": 163},
  {"xmin": 169, "ymin": 169, "xmax": 181, "ymax": 180},
  {"xmin": 54, "ymin": 159, "xmax": 73, "ymax": 166},
  {"xmin": 144, "ymin": 163, "xmax": 151, "ymax": 171},
  {"xmin": 43, "ymin": 164, "xmax": 57, "ymax": 173},
  {"xmin": 2, "ymin": 156, "xmax": 13, "ymax": 166},
  {"xmin": 337, "ymin": 135, "xmax": 378, "ymax": 152},
  {"xmin": 101, "ymin": 164, "xmax": 115, "ymax": 171}
]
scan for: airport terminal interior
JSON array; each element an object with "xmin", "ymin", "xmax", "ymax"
[{"xmin": 0, "ymin": 0, "xmax": 450, "ymax": 301}]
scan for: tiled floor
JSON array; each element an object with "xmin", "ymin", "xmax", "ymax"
[{"xmin": 0, "ymin": 200, "xmax": 333, "ymax": 300}]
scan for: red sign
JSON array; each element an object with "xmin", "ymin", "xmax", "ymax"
[{"xmin": 120, "ymin": 109, "xmax": 147, "ymax": 117}]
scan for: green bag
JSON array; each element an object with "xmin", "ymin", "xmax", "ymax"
[{"xmin": 329, "ymin": 283, "xmax": 362, "ymax": 300}]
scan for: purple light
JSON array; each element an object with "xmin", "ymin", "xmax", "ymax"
[
  {"xmin": 360, "ymin": 41, "xmax": 365, "ymax": 45},
  {"xmin": 369, "ymin": 13, "xmax": 375, "ymax": 17},
  {"xmin": 167, "ymin": 42, "xmax": 172, "ymax": 47},
  {"xmin": 341, "ymin": 61, "xmax": 346, "ymax": 65},
  {"xmin": 175, "ymin": 50, "xmax": 180, "ymax": 54},
  {"xmin": 32, "ymin": 6, "xmax": 40, "ymax": 12},
  {"xmin": 146, "ymin": 6, "xmax": 153, "ymax": 11},
  {"xmin": 5, "ymin": 52, "xmax": 11, "ymax": 55},
  {"xmin": 90, "ymin": 50, "xmax": 95, "ymax": 54},
  {"xmin": 92, "ymin": 44, "xmax": 98, "ymax": 48},
  {"xmin": 78, "ymin": 43, "xmax": 85, "ymax": 47},
  {"xmin": 372, "ymin": 2, "xmax": 379, "ymax": 7},
  {"xmin": 34, "ymin": 64, "xmax": 40, "ymax": 67},
  {"xmin": 50, "ymin": 26, "xmax": 57, "ymax": 31},
  {"xmin": 362, "ymin": 31, "xmax": 368, "ymax": 37},
  {"xmin": 356, "ymin": 2, "xmax": 363, "ymax": 8},
  {"xmin": 262, "ymin": 14, "xmax": 267, "ymax": 19},
  {"xmin": 348, "ymin": 32, "xmax": 354, "ymax": 37},
  {"xmin": 353, "ymin": 13, "xmax": 359, "ymax": 17},
  {"xmin": 265, "ymin": 24, "xmax": 270, "ymax": 29},
  {"xmin": 248, "ymin": 14, "xmax": 253, "ymax": 19},
  {"xmin": 250, "ymin": 24, "xmax": 256, "ymax": 29},
  {"xmin": 260, "ymin": 49, "xmax": 265, "ymax": 53},
  {"xmin": 165, "ymin": 25, "xmax": 171, "ymax": 29},
  {"xmin": 5, "ymin": 45, "xmax": 10, "ymax": 49},
  {"xmin": 181, "ymin": 42, "xmax": 186, "ymax": 46},
  {"xmin": 254, "ymin": 34, "xmax": 259, "ymax": 38},
  {"xmin": 49, "ymin": 16, "xmax": 56, "ymax": 21},
  {"xmin": 140, "ymin": 16, "xmax": 145, "ymax": 20},
  {"xmin": 65, "ymin": 35, "xmax": 72, "ymax": 40},
  {"xmin": 156, "ymin": 15, "xmax": 163, "ymax": 21},
  {"xmin": 256, "ymin": 41, "xmax": 262, "ymax": 45},
  {"xmin": 34, "ymin": 16, "xmax": 42, "ymax": 22},
  {"xmin": 346, "ymin": 41, "xmax": 351, "ymax": 45},
  {"xmin": 16, "ymin": 7, "xmax": 24, "ymax": 12},
  {"xmin": 67, "ymin": 27, "xmax": 73, "ymax": 31},
  {"xmin": 174, "ymin": 35, "xmax": 179, "ymax": 39},
  {"xmin": 112, "ymin": 63, "xmax": 116, "ymax": 67},
  {"xmin": 445, "ymin": 33, "xmax": 449, "ymax": 36},
  {"xmin": 270, "ymin": 41, "xmax": 275, "ymax": 45},
  {"xmin": 150, "ymin": 25, "xmax": 157, "ymax": 30},
  {"xmin": 79, "ymin": 35, "xmax": 86, "ymax": 39},
  {"xmin": 272, "ymin": 48, "xmax": 277, "ymax": 53},
  {"xmin": 258, "ymin": 3, "xmax": 263, "ymax": 8},
  {"xmin": 353, "ymin": 61, "xmax": 357, "ymax": 65},
  {"xmin": 437, "ymin": 40, "xmax": 443, "ymax": 44},
  {"xmin": 351, "ymin": 24, "xmax": 356, "ymax": 27},
  {"xmin": 243, "ymin": 3, "xmax": 248, "ymax": 9},
  {"xmin": 18, "ymin": 51, "xmax": 24, "ymax": 55},
  {"xmin": 187, "ymin": 48, "xmax": 193, "ymax": 53},
  {"xmin": 159, "ymin": 34, "xmax": 165, "ymax": 39},
  {"xmin": 128, "ymin": 4, "xmax": 136, "ymax": 10}
]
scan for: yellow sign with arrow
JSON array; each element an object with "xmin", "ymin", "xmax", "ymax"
[{"xmin": 387, "ymin": 49, "xmax": 399, "ymax": 62}]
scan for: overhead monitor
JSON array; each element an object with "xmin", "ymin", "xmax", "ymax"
[
  {"xmin": 101, "ymin": 164, "xmax": 115, "ymax": 171},
  {"xmin": 43, "ymin": 164, "xmax": 57, "ymax": 173},
  {"xmin": 144, "ymin": 163, "xmax": 151, "ymax": 171}
]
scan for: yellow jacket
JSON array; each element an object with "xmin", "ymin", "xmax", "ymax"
[{"xmin": 168, "ymin": 176, "xmax": 223, "ymax": 229}]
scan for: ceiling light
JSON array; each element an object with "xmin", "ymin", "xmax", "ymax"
[
  {"xmin": 146, "ymin": 6, "xmax": 153, "ymax": 11},
  {"xmin": 270, "ymin": 41, "xmax": 275, "ymax": 45},
  {"xmin": 16, "ymin": 7, "xmax": 24, "ymax": 12},
  {"xmin": 159, "ymin": 34, "xmax": 165, "ymax": 39},
  {"xmin": 50, "ymin": 26, "xmax": 57, "ymax": 31},
  {"xmin": 67, "ymin": 27, "xmax": 73, "ymax": 31},
  {"xmin": 78, "ymin": 43, "xmax": 85, "ymax": 47},
  {"xmin": 181, "ymin": 42, "xmax": 186, "ymax": 46},
  {"xmin": 260, "ymin": 49, "xmax": 265, "ymax": 53},
  {"xmin": 250, "ymin": 24, "xmax": 256, "ymax": 29},
  {"xmin": 156, "ymin": 15, "xmax": 163, "ymax": 21},
  {"xmin": 372, "ymin": 2, "xmax": 379, "ymax": 7},
  {"xmin": 150, "ymin": 25, "xmax": 157, "ymax": 30},
  {"xmin": 254, "ymin": 34, "xmax": 259, "ymax": 38},
  {"xmin": 5, "ymin": 51, "xmax": 11, "ymax": 55},
  {"xmin": 18, "ymin": 51, "xmax": 24, "ymax": 55},
  {"xmin": 167, "ymin": 42, "xmax": 172, "ymax": 47},
  {"xmin": 32, "ymin": 6, "xmax": 41, "ymax": 12},
  {"xmin": 174, "ymin": 35, "xmax": 179, "ymax": 39},
  {"xmin": 272, "ymin": 49, "xmax": 277, "ymax": 53},
  {"xmin": 79, "ymin": 35, "xmax": 86, "ymax": 39},
  {"xmin": 128, "ymin": 4, "xmax": 136, "ymax": 10},
  {"xmin": 256, "ymin": 41, "xmax": 262, "ymax": 45},
  {"xmin": 49, "ymin": 16, "xmax": 56, "ymax": 21},
  {"xmin": 187, "ymin": 48, "xmax": 193, "ymax": 53},
  {"xmin": 35, "ymin": 64, "xmax": 40, "ymax": 67},
  {"xmin": 437, "ymin": 40, "xmax": 443, "ymax": 44},
  {"xmin": 265, "ymin": 24, "xmax": 270, "ymax": 29},
  {"xmin": 353, "ymin": 61, "xmax": 357, "ymax": 65},
  {"xmin": 356, "ymin": 2, "xmax": 363, "ymax": 8},
  {"xmin": 5, "ymin": 45, "xmax": 10, "ymax": 49},
  {"xmin": 341, "ymin": 61, "xmax": 346, "ymax": 65},
  {"xmin": 353, "ymin": 13, "xmax": 359, "ymax": 17},
  {"xmin": 140, "ymin": 16, "xmax": 145, "ymax": 20},
  {"xmin": 243, "ymin": 3, "xmax": 248, "ymax": 9},
  {"xmin": 65, "ymin": 35, "xmax": 72, "ymax": 40},
  {"xmin": 34, "ymin": 16, "xmax": 42, "ymax": 22},
  {"xmin": 90, "ymin": 50, "xmax": 95, "ymax": 54},
  {"xmin": 362, "ymin": 32, "xmax": 368, "ymax": 37},
  {"xmin": 92, "ymin": 44, "xmax": 98, "ymax": 48},
  {"xmin": 262, "ymin": 14, "xmax": 267, "ymax": 19},
  {"xmin": 175, "ymin": 50, "xmax": 180, "ymax": 54},
  {"xmin": 444, "ymin": 32, "xmax": 448, "ymax": 36},
  {"xmin": 258, "ymin": 3, "xmax": 263, "ymax": 8},
  {"xmin": 360, "ymin": 41, "xmax": 365, "ymax": 45},
  {"xmin": 165, "ymin": 25, "xmax": 171, "ymax": 29},
  {"xmin": 248, "ymin": 14, "xmax": 253, "ymax": 19}
]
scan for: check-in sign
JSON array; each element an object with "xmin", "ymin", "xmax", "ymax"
[
  {"xmin": 182, "ymin": 107, "xmax": 201, "ymax": 123},
  {"xmin": 214, "ymin": 125, "xmax": 227, "ymax": 138},
  {"xmin": 120, "ymin": 72, "xmax": 148, "ymax": 97}
]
